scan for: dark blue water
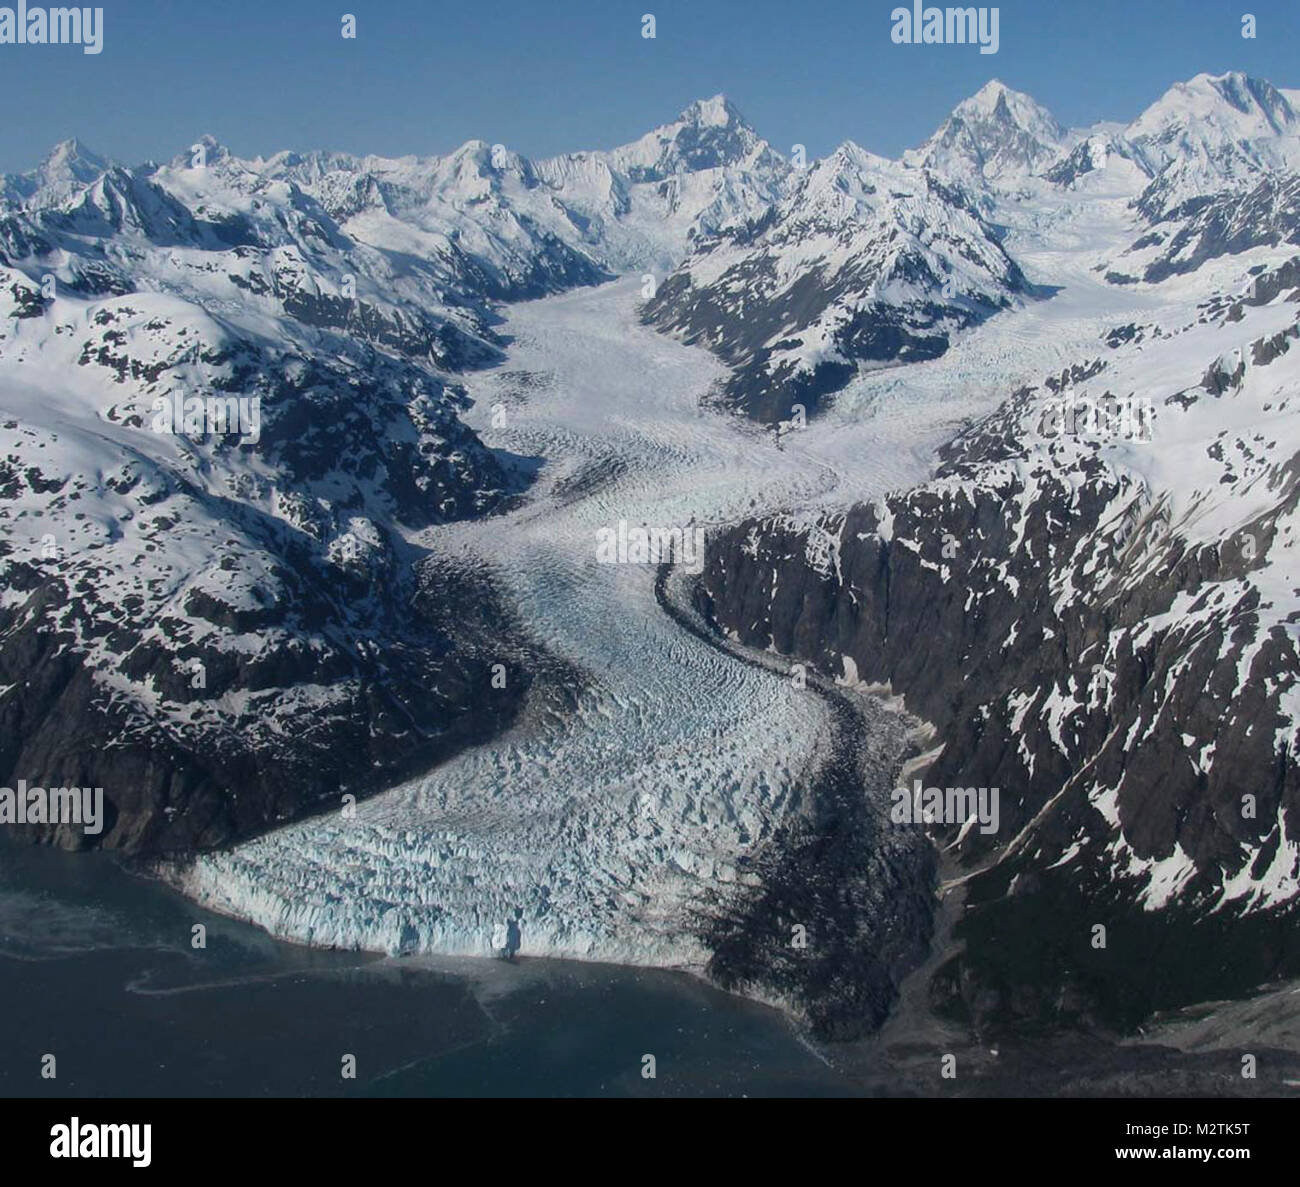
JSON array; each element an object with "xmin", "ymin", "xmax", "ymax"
[{"xmin": 0, "ymin": 839, "xmax": 858, "ymax": 1097}]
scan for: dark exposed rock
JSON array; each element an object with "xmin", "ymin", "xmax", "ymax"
[
  {"xmin": 0, "ymin": 549, "xmax": 546, "ymax": 856},
  {"xmin": 655, "ymin": 566, "xmax": 936, "ymax": 1040},
  {"xmin": 695, "ymin": 325, "xmax": 1300, "ymax": 1033},
  {"xmin": 1139, "ymin": 174, "xmax": 1300, "ymax": 283}
]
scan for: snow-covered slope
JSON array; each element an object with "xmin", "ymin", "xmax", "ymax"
[
  {"xmin": 0, "ymin": 257, "xmax": 530, "ymax": 852},
  {"xmin": 1109, "ymin": 172, "xmax": 1300, "ymax": 284}
]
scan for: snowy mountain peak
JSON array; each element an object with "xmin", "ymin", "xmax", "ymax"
[
  {"xmin": 1129, "ymin": 71, "xmax": 1297, "ymax": 142},
  {"xmin": 951, "ymin": 78, "xmax": 1063, "ymax": 138},
  {"xmin": 40, "ymin": 136, "xmax": 107, "ymax": 174},
  {"xmin": 964, "ymin": 79, "xmax": 1045, "ymax": 120},
  {"xmin": 170, "ymin": 133, "xmax": 235, "ymax": 168},
  {"xmin": 799, "ymin": 139, "xmax": 901, "ymax": 200},
  {"xmin": 906, "ymin": 79, "xmax": 1068, "ymax": 183},
  {"xmin": 824, "ymin": 139, "xmax": 889, "ymax": 171},
  {"xmin": 609, "ymin": 94, "xmax": 774, "ymax": 182},
  {"xmin": 437, "ymin": 139, "xmax": 494, "ymax": 176},
  {"xmin": 33, "ymin": 137, "xmax": 110, "ymax": 194},
  {"xmin": 678, "ymin": 93, "xmax": 745, "ymax": 129},
  {"xmin": 1125, "ymin": 70, "xmax": 1300, "ymax": 219},
  {"xmin": 2, "ymin": 136, "xmax": 112, "ymax": 210},
  {"xmin": 969, "ymin": 78, "xmax": 1010, "ymax": 102}
]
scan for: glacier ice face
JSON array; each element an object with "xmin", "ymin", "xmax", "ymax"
[{"xmin": 176, "ymin": 280, "xmax": 846, "ymax": 967}]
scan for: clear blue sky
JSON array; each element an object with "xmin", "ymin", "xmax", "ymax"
[{"xmin": 2, "ymin": 0, "xmax": 1298, "ymax": 172}]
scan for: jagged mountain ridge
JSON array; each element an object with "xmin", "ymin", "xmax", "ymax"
[
  {"xmin": 641, "ymin": 72, "xmax": 1300, "ymax": 422},
  {"xmin": 6, "ymin": 72, "xmax": 1297, "ymax": 422},
  {"xmin": 642, "ymin": 142, "xmax": 1029, "ymax": 422}
]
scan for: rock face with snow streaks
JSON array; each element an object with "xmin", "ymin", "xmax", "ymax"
[{"xmin": 698, "ymin": 251, "xmax": 1300, "ymax": 1030}]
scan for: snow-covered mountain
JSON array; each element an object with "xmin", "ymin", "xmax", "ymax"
[
  {"xmin": 643, "ymin": 142, "xmax": 1027, "ymax": 421},
  {"xmin": 910, "ymin": 71, "xmax": 1300, "ymax": 215},
  {"xmin": 905, "ymin": 79, "xmax": 1071, "ymax": 184},
  {"xmin": 1110, "ymin": 172, "xmax": 1300, "ymax": 284},
  {"xmin": 635, "ymin": 71, "xmax": 1300, "ymax": 433},
  {"xmin": 254, "ymin": 93, "xmax": 789, "ymax": 277},
  {"xmin": 1124, "ymin": 72, "xmax": 1300, "ymax": 220},
  {"xmin": 638, "ymin": 73, "xmax": 1298, "ymax": 427},
  {"xmin": 537, "ymin": 94, "xmax": 790, "ymax": 270},
  {"xmin": 1, "ymin": 138, "xmax": 113, "ymax": 210}
]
